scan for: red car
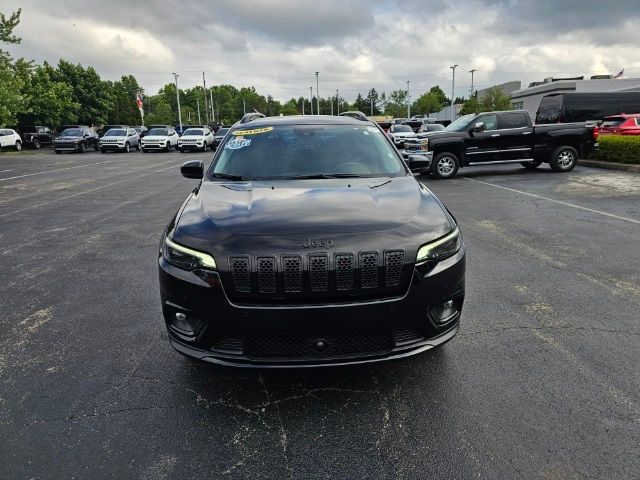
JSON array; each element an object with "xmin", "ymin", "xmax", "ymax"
[{"xmin": 599, "ymin": 114, "xmax": 640, "ymax": 135}]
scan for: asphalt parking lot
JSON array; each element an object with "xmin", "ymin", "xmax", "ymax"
[{"xmin": 1, "ymin": 149, "xmax": 639, "ymax": 479}]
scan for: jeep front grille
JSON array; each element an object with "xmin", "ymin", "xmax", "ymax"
[{"xmin": 222, "ymin": 250, "xmax": 410, "ymax": 305}]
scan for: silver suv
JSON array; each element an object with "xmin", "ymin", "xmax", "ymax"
[{"xmin": 99, "ymin": 128, "xmax": 141, "ymax": 153}]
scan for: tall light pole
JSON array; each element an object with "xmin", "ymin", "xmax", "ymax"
[
  {"xmin": 336, "ymin": 89, "xmax": 340, "ymax": 115},
  {"xmin": 172, "ymin": 73, "xmax": 182, "ymax": 132},
  {"xmin": 196, "ymin": 98, "xmax": 201, "ymax": 124},
  {"xmin": 469, "ymin": 69, "xmax": 476, "ymax": 98},
  {"xmin": 315, "ymin": 72, "xmax": 320, "ymax": 115},
  {"xmin": 242, "ymin": 98, "xmax": 246, "ymax": 115},
  {"xmin": 210, "ymin": 89, "xmax": 215, "ymax": 123},
  {"xmin": 310, "ymin": 86, "xmax": 313, "ymax": 115},
  {"xmin": 202, "ymin": 72, "xmax": 209, "ymax": 124},
  {"xmin": 450, "ymin": 65, "xmax": 458, "ymax": 121},
  {"xmin": 406, "ymin": 80, "xmax": 410, "ymax": 118},
  {"xmin": 302, "ymin": 96, "xmax": 305, "ymax": 116}
]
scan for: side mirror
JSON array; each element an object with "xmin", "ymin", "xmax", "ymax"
[
  {"xmin": 181, "ymin": 160, "xmax": 204, "ymax": 179},
  {"xmin": 471, "ymin": 122, "xmax": 485, "ymax": 134},
  {"xmin": 407, "ymin": 154, "xmax": 431, "ymax": 173}
]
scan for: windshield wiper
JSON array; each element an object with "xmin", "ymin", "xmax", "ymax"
[
  {"xmin": 210, "ymin": 173, "xmax": 251, "ymax": 181},
  {"xmin": 284, "ymin": 173, "xmax": 363, "ymax": 179}
]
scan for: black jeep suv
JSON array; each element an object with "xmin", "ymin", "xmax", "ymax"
[{"xmin": 159, "ymin": 114, "xmax": 465, "ymax": 367}]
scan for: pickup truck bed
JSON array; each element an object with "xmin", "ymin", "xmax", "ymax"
[{"xmin": 403, "ymin": 110, "xmax": 598, "ymax": 178}]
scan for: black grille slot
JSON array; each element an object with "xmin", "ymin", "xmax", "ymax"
[
  {"xmin": 245, "ymin": 330, "xmax": 393, "ymax": 360},
  {"xmin": 229, "ymin": 257, "xmax": 251, "ymax": 292},
  {"xmin": 212, "ymin": 338, "xmax": 243, "ymax": 354},
  {"xmin": 282, "ymin": 255, "xmax": 303, "ymax": 293},
  {"xmin": 257, "ymin": 256, "xmax": 276, "ymax": 293},
  {"xmin": 393, "ymin": 328, "xmax": 423, "ymax": 346},
  {"xmin": 360, "ymin": 252, "xmax": 379, "ymax": 289},
  {"xmin": 309, "ymin": 255, "xmax": 329, "ymax": 292},
  {"xmin": 335, "ymin": 254, "xmax": 355, "ymax": 290},
  {"xmin": 384, "ymin": 250, "xmax": 405, "ymax": 287}
]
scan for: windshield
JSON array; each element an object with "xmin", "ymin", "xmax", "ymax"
[
  {"xmin": 210, "ymin": 124, "xmax": 405, "ymax": 180},
  {"xmin": 61, "ymin": 128, "xmax": 83, "ymax": 136},
  {"xmin": 393, "ymin": 125, "xmax": 413, "ymax": 133},
  {"xmin": 601, "ymin": 118, "xmax": 625, "ymax": 127},
  {"xmin": 183, "ymin": 129, "xmax": 204, "ymax": 136},
  {"xmin": 215, "ymin": 128, "xmax": 229, "ymax": 137},
  {"xmin": 104, "ymin": 129, "xmax": 126, "ymax": 136},
  {"xmin": 444, "ymin": 114, "xmax": 476, "ymax": 132},
  {"xmin": 147, "ymin": 128, "xmax": 168, "ymax": 136}
]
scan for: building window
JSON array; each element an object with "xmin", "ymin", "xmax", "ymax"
[{"xmin": 512, "ymin": 101, "xmax": 524, "ymax": 110}]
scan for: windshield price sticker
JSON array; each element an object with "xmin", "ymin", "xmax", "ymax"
[
  {"xmin": 225, "ymin": 137, "xmax": 252, "ymax": 150},
  {"xmin": 233, "ymin": 127, "xmax": 273, "ymax": 136}
]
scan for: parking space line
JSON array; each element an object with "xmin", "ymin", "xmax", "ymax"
[
  {"xmin": 0, "ymin": 158, "xmax": 133, "ymax": 182},
  {"xmin": 465, "ymin": 177, "xmax": 640, "ymax": 225},
  {"xmin": 0, "ymin": 163, "xmax": 181, "ymax": 218},
  {"xmin": 0, "ymin": 169, "xmax": 14, "ymax": 173}
]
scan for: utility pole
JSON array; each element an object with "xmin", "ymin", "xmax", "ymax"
[
  {"xmin": 242, "ymin": 98, "xmax": 246, "ymax": 115},
  {"xmin": 302, "ymin": 97, "xmax": 305, "ymax": 116},
  {"xmin": 310, "ymin": 87, "xmax": 313, "ymax": 115},
  {"xmin": 469, "ymin": 69, "xmax": 476, "ymax": 98},
  {"xmin": 315, "ymin": 72, "xmax": 320, "ymax": 114},
  {"xmin": 370, "ymin": 96, "xmax": 374, "ymax": 116},
  {"xmin": 336, "ymin": 89, "xmax": 340, "ymax": 115},
  {"xmin": 210, "ymin": 89, "xmax": 215, "ymax": 122},
  {"xmin": 172, "ymin": 73, "xmax": 182, "ymax": 132},
  {"xmin": 450, "ymin": 65, "xmax": 458, "ymax": 121},
  {"xmin": 406, "ymin": 80, "xmax": 410, "ymax": 118},
  {"xmin": 202, "ymin": 72, "xmax": 209, "ymax": 124},
  {"xmin": 330, "ymin": 98, "xmax": 333, "ymax": 115},
  {"xmin": 197, "ymin": 98, "xmax": 201, "ymax": 124}
]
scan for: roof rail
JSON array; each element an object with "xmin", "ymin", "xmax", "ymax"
[
  {"xmin": 240, "ymin": 110, "xmax": 266, "ymax": 124},
  {"xmin": 339, "ymin": 111, "xmax": 369, "ymax": 121}
]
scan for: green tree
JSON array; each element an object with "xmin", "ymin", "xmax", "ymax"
[
  {"xmin": 459, "ymin": 95, "xmax": 479, "ymax": 115},
  {"xmin": 351, "ymin": 93, "xmax": 368, "ymax": 113},
  {"xmin": 145, "ymin": 100, "xmax": 174, "ymax": 125},
  {"xmin": 52, "ymin": 60, "xmax": 113, "ymax": 125},
  {"xmin": 412, "ymin": 92, "xmax": 443, "ymax": 116},
  {"xmin": 0, "ymin": 8, "xmax": 25, "ymax": 127},
  {"xmin": 384, "ymin": 90, "xmax": 408, "ymax": 118},
  {"xmin": 477, "ymin": 87, "xmax": 512, "ymax": 111},
  {"xmin": 108, "ymin": 75, "xmax": 142, "ymax": 125},
  {"xmin": 365, "ymin": 88, "xmax": 381, "ymax": 115},
  {"xmin": 428, "ymin": 85, "xmax": 449, "ymax": 106}
]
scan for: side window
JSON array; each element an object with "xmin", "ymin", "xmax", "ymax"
[
  {"xmin": 499, "ymin": 113, "xmax": 528, "ymax": 129},
  {"xmin": 480, "ymin": 115, "xmax": 498, "ymax": 130},
  {"xmin": 37, "ymin": 127, "xmax": 44, "ymax": 134}
]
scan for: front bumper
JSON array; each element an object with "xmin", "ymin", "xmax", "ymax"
[
  {"xmin": 54, "ymin": 142, "xmax": 81, "ymax": 151},
  {"xmin": 158, "ymin": 247, "xmax": 465, "ymax": 368},
  {"xmin": 142, "ymin": 143, "xmax": 168, "ymax": 150},
  {"xmin": 100, "ymin": 143, "xmax": 126, "ymax": 151},
  {"xmin": 179, "ymin": 142, "xmax": 204, "ymax": 150}
]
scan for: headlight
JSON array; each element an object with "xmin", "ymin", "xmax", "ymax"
[
  {"xmin": 416, "ymin": 227, "xmax": 461, "ymax": 262},
  {"xmin": 161, "ymin": 235, "xmax": 216, "ymax": 270}
]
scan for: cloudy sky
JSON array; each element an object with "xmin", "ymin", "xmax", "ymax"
[{"xmin": 3, "ymin": 0, "xmax": 640, "ymax": 101}]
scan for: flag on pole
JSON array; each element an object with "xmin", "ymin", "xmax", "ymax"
[
  {"xmin": 136, "ymin": 92, "xmax": 145, "ymax": 124},
  {"xmin": 613, "ymin": 69, "xmax": 624, "ymax": 79}
]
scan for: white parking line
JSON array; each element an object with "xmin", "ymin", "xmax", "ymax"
[
  {"xmin": 0, "ymin": 163, "xmax": 180, "ymax": 218},
  {"xmin": 0, "ymin": 169, "xmax": 14, "ymax": 173},
  {"xmin": 465, "ymin": 177, "xmax": 640, "ymax": 225},
  {"xmin": 0, "ymin": 158, "xmax": 131, "ymax": 182}
]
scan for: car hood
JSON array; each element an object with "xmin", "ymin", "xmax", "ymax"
[
  {"xmin": 143, "ymin": 135, "xmax": 169, "ymax": 141},
  {"xmin": 100, "ymin": 136, "xmax": 126, "ymax": 141},
  {"xmin": 56, "ymin": 136, "xmax": 82, "ymax": 141},
  {"xmin": 172, "ymin": 176, "xmax": 454, "ymax": 260},
  {"xmin": 392, "ymin": 132, "xmax": 415, "ymax": 137},
  {"xmin": 180, "ymin": 135, "xmax": 204, "ymax": 140}
]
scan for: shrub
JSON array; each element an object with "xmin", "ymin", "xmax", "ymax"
[{"xmin": 596, "ymin": 135, "xmax": 640, "ymax": 164}]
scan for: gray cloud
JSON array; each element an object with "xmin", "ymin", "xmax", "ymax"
[{"xmin": 3, "ymin": 0, "xmax": 639, "ymax": 101}]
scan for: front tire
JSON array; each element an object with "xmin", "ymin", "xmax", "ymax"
[
  {"xmin": 100, "ymin": 149, "xmax": 107, "ymax": 154},
  {"xmin": 142, "ymin": 148, "xmax": 147, "ymax": 153},
  {"xmin": 432, "ymin": 152, "xmax": 459, "ymax": 179},
  {"xmin": 124, "ymin": 142, "xmax": 130, "ymax": 153},
  {"xmin": 32, "ymin": 138, "xmax": 41, "ymax": 149},
  {"xmin": 202, "ymin": 142, "xmax": 208, "ymax": 152},
  {"xmin": 79, "ymin": 142, "xmax": 86, "ymax": 153},
  {"xmin": 521, "ymin": 160, "xmax": 542, "ymax": 170},
  {"xmin": 549, "ymin": 146, "xmax": 578, "ymax": 172},
  {"xmin": 15, "ymin": 140, "xmax": 22, "ymax": 151},
  {"xmin": 135, "ymin": 144, "xmax": 140, "ymax": 151},
  {"xmin": 165, "ymin": 143, "xmax": 172, "ymax": 152}
]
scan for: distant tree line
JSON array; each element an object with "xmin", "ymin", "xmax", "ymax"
[{"xmin": 0, "ymin": 8, "xmax": 512, "ymax": 129}]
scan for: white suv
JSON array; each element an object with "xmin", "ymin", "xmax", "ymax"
[
  {"xmin": 0, "ymin": 129, "xmax": 22, "ymax": 151},
  {"xmin": 141, "ymin": 126, "xmax": 179, "ymax": 152},
  {"xmin": 99, "ymin": 128, "xmax": 140, "ymax": 153},
  {"xmin": 178, "ymin": 126, "xmax": 214, "ymax": 152}
]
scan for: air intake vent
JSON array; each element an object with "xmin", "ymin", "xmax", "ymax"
[
  {"xmin": 257, "ymin": 256, "xmax": 276, "ymax": 293},
  {"xmin": 384, "ymin": 250, "xmax": 405, "ymax": 287},
  {"xmin": 360, "ymin": 252, "xmax": 379, "ymax": 289},
  {"xmin": 282, "ymin": 255, "xmax": 303, "ymax": 293},
  {"xmin": 309, "ymin": 254, "xmax": 329, "ymax": 292},
  {"xmin": 229, "ymin": 257, "xmax": 251, "ymax": 292},
  {"xmin": 335, "ymin": 254, "xmax": 355, "ymax": 290}
]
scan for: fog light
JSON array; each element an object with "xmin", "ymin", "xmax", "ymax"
[
  {"xmin": 431, "ymin": 299, "xmax": 458, "ymax": 324},
  {"xmin": 169, "ymin": 310, "xmax": 203, "ymax": 337}
]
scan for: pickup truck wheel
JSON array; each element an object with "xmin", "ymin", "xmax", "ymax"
[
  {"xmin": 15, "ymin": 140, "xmax": 22, "ymax": 151},
  {"xmin": 521, "ymin": 160, "xmax": 542, "ymax": 170},
  {"xmin": 32, "ymin": 138, "xmax": 41, "ymax": 149},
  {"xmin": 549, "ymin": 146, "xmax": 578, "ymax": 172},
  {"xmin": 432, "ymin": 152, "xmax": 459, "ymax": 179}
]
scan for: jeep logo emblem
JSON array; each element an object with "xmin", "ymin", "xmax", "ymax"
[{"xmin": 303, "ymin": 238, "xmax": 334, "ymax": 249}]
